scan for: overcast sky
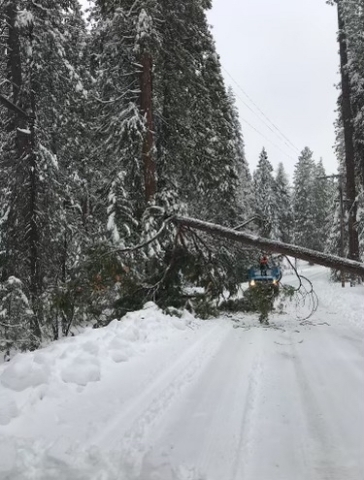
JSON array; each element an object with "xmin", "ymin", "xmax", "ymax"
[
  {"xmin": 207, "ymin": 0, "xmax": 340, "ymax": 178},
  {"xmin": 81, "ymin": 0, "xmax": 340, "ymax": 178}
]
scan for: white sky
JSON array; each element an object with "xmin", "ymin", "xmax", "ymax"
[
  {"xmin": 207, "ymin": 0, "xmax": 340, "ymax": 178},
  {"xmin": 80, "ymin": 0, "xmax": 340, "ymax": 178}
]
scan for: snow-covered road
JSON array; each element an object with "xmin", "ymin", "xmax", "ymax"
[{"xmin": 0, "ymin": 266, "xmax": 363, "ymax": 479}]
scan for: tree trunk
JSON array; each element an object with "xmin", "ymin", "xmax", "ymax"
[
  {"xmin": 27, "ymin": 21, "xmax": 42, "ymax": 340},
  {"xmin": 28, "ymin": 90, "xmax": 42, "ymax": 340},
  {"xmin": 3, "ymin": 2, "xmax": 42, "ymax": 341},
  {"xmin": 171, "ymin": 216, "xmax": 364, "ymax": 277},
  {"xmin": 6, "ymin": 1, "xmax": 22, "ymax": 105},
  {"xmin": 140, "ymin": 52, "xmax": 156, "ymax": 203},
  {"xmin": 337, "ymin": 1, "xmax": 360, "ymax": 262}
]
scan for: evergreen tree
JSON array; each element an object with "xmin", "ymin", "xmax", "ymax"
[
  {"xmin": 327, "ymin": 0, "xmax": 362, "ymax": 262},
  {"xmin": 312, "ymin": 159, "xmax": 331, "ymax": 251},
  {"xmin": 91, "ymin": 0, "xmax": 160, "ymax": 244},
  {"xmin": 0, "ymin": 0, "xmax": 90, "ymax": 345},
  {"xmin": 337, "ymin": 0, "xmax": 364, "ymax": 263},
  {"xmin": 227, "ymin": 87, "xmax": 254, "ymax": 222},
  {"xmin": 338, "ymin": 0, "xmax": 364, "ymax": 188},
  {"xmin": 274, "ymin": 163, "xmax": 293, "ymax": 243},
  {"xmin": 253, "ymin": 148, "xmax": 277, "ymax": 237},
  {"xmin": 154, "ymin": 0, "xmax": 243, "ymax": 226},
  {"xmin": 88, "ymin": 0, "xmax": 252, "ymax": 313},
  {"xmin": 0, "ymin": 277, "xmax": 34, "ymax": 356},
  {"xmin": 293, "ymin": 147, "xmax": 317, "ymax": 250},
  {"xmin": 325, "ymin": 180, "xmax": 349, "ymax": 277},
  {"xmin": 325, "ymin": 116, "xmax": 351, "ymax": 279},
  {"xmin": 92, "ymin": 0, "xmax": 247, "ymax": 231},
  {"xmin": 0, "ymin": 0, "xmax": 258, "ymax": 346},
  {"xmin": 358, "ymin": 188, "xmax": 364, "ymax": 261}
]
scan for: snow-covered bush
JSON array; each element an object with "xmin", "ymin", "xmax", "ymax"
[{"xmin": 0, "ymin": 277, "xmax": 37, "ymax": 357}]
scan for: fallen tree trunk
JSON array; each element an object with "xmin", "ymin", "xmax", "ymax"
[{"xmin": 171, "ymin": 216, "xmax": 364, "ymax": 277}]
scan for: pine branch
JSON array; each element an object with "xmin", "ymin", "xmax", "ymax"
[
  {"xmin": 0, "ymin": 93, "xmax": 28, "ymax": 119},
  {"xmin": 101, "ymin": 216, "xmax": 172, "ymax": 257}
]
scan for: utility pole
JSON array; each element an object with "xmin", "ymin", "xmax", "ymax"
[
  {"xmin": 319, "ymin": 174, "xmax": 346, "ymax": 287},
  {"xmin": 338, "ymin": 175, "xmax": 346, "ymax": 287}
]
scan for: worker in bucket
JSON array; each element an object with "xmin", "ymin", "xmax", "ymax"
[{"xmin": 259, "ymin": 254, "xmax": 269, "ymax": 276}]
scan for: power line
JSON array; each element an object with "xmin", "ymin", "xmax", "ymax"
[
  {"xmin": 223, "ymin": 67, "xmax": 301, "ymax": 155},
  {"xmin": 239, "ymin": 114, "xmax": 297, "ymax": 162},
  {"xmin": 228, "ymin": 85, "xmax": 298, "ymax": 162},
  {"xmin": 224, "ymin": 66, "xmax": 300, "ymax": 154}
]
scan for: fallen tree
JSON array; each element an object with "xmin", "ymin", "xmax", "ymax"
[{"xmin": 171, "ymin": 216, "xmax": 364, "ymax": 277}]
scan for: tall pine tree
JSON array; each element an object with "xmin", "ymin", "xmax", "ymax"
[
  {"xmin": 274, "ymin": 162, "xmax": 293, "ymax": 243},
  {"xmin": 253, "ymin": 148, "xmax": 276, "ymax": 238},
  {"xmin": 293, "ymin": 147, "xmax": 317, "ymax": 250},
  {"xmin": 0, "ymin": 0, "xmax": 89, "ymax": 346}
]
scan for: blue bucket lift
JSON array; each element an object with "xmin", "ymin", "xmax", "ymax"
[{"xmin": 248, "ymin": 266, "xmax": 282, "ymax": 289}]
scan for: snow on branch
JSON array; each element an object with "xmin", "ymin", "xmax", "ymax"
[{"xmin": 101, "ymin": 216, "xmax": 172, "ymax": 257}]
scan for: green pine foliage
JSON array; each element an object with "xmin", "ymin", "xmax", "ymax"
[
  {"xmin": 293, "ymin": 147, "xmax": 316, "ymax": 249},
  {"xmin": 253, "ymin": 155, "xmax": 293, "ymax": 244},
  {"xmin": 253, "ymin": 148, "xmax": 277, "ymax": 238},
  {"xmin": 293, "ymin": 148, "xmax": 331, "ymax": 253},
  {"xmin": 274, "ymin": 163, "xmax": 293, "ymax": 243},
  {"xmin": 327, "ymin": 0, "xmax": 364, "ymax": 263},
  {"xmin": 227, "ymin": 87, "xmax": 254, "ymax": 222},
  {"xmin": 87, "ymin": 0, "xmax": 254, "ymax": 319},
  {"xmin": 341, "ymin": 0, "xmax": 364, "ymax": 261},
  {"xmin": 325, "ymin": 116, "xmax": 345, "ymax": 256},
  {"xmin": 0, "ymin": 277, "xmax": 36, "ymax": 356},
  {"xmin": 340, "ymin": 0, "xmax": 364, "ymax": 188},
  {"xmin": 0, "ymin": 0, "xmax": 91, "ymax": 349},
  {"xmin": 358, "ymin": 188, "xmax": 364, "ymax": 261},
  {"xmin": 2, "ymin": 0, "xmax": 329, "ymax": 353},
  {"xmin": 312, "ymin": 159, "xmax": 331, "ymax": 251},
  {"xmin": 292, "ymin": 148, "xmax": 317, "ymax": 251}
]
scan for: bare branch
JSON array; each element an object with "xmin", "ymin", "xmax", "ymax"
[{"xmin": 0, "ymin": 92, "xmax": 28, "ymax": 118}]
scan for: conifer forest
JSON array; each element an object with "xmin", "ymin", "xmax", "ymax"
[{"xmin": 0, "ymin": 0, "xmax": 364, "ymax": 353}]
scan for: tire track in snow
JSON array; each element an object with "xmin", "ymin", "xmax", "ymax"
[
  {"xmin": 88, "ymin": 322, "xmax": 231, "ymax": 472},
  {"xmin": 184, "ymin": 328, "xmax": 265, "ymax": 479},
  {"xmin": 229, "ymin": 346, "xmax": 265, "ymax": 480},
  {"xmin": 329, "ymin": 327, "xmax": 364, "ymax": 367},
  {"xmin": 230, "ymin": 329, "xmax": 321, "ymax": 480},
  {"xmin": 186, "ymin": 330, "xmax": 244, "ymax": 475},
  {"xmin": 133, "ymin": 327, "xmax": 268, "ymax": 480},
  {"xmin": 291, "ymin": 338, "xmax": 363, "ymax": 480}
]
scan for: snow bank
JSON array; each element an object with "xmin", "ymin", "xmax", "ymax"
[
  {"xmin": 0, "ymin": 353, "xmax": 51, "ymax": 392},
  {"xmin": 0, "ymin": 303, "xmax": 202, "ymax": 478},
  {"xmin": 0, "ymin": 303, "xmax": 195, "ymax": 423},
  {"xmin": 61, "ymin": 355, "xmax": 101, "ymax": 386},
  {"xmin": 0, "ymin": 437, "xmax": 207, "ymax": 480},
  {"xmin": 0, "ymin": 438, "xmax": 122, "ymax": 480},
  {"xmin": 0, "ymin": 392, "xmax": 18, "ymax": 426}
]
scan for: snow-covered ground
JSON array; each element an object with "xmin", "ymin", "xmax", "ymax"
[{"xmin": 0, "ymin": 266, "xmax": 363, "ymax": 480}]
